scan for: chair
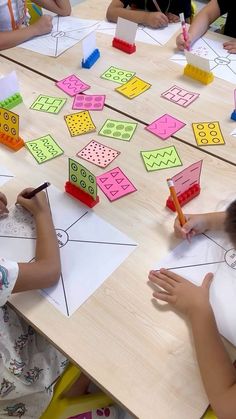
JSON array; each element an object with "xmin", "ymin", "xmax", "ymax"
[
  {"xmin": 40, "ymin": 363, "xmax": 113, "ymax": 419},
  {"xmin": 191, "ymin": 1, "xmax": 197, "ymax": 22}
]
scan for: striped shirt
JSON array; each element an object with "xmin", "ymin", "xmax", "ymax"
[{"xmin": 0, "ymin": 0, "xmax": 28, "ymax": 31}]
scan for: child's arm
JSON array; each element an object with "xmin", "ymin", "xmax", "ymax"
[
  {"xmin": 0, "ymin": 15, "xmax": 52, "ymax": 50},
  {"xmin": 149, "ymin": 269, "xmax": 236, "ymax": 419},
  {"xmin": 176, "ymin": 0, "xmax": 221, "ymax": 50},
  {"xmin": 106, "ymin": 0, "xmax": 168, "ymax": 28},
  {"xmin": 0, "ymin": 192, "xmax": 9, "ymax": 216},
  {"xmin": 34, "ymin": 0, "xmax": 71, "ymax": 16},
  {"xmin": 174, "ymin": 212, "xmax": 226, "ymax": 240},
  {"xmin": 13, "ymin": 189, "xmax": 61, "ymax": 292}
]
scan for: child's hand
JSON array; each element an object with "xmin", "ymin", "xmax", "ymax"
[
  {"xmin": 32, "ymin": 15, "xmax": 53, "ymax": 36},
  {"xmin": 166, "ymin": 12, "xmax": 179, "ymax": 23},
  {"xmin": 174, "ymin": 213, "xmax": 210, "ymax": 240},
  {"xmin": 0, "ymin": 192, "xmax": 8, "ymax": 216},
  {"xmin": 16, "ymin": 189, "xmax": 50, "ymax": 218},
  {"xmin": 223, "ymin": 40, "xmax": 236, "ymax": 54},
  {"xmin": 149, "ymin": 268, "xmax": 213, "ymax": 317},
  {"xmin": 176, "ymin": 32, "xmax": 191, "ymax": 51},
  {"xmin": 145, "ymin": 12, "xmax": 168, "ymax": 28}
]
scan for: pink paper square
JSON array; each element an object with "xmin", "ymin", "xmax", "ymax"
[
  {"xmin": 97, "ymin": 167, "xmax": 137, "ymax": 201},
  {"xmin": 73, "ymin": 94, "xmax": 105, "ymax": 111},
  {"xmin": 146, "ymin": 114, "xmax": 185, "ymax": 140},
  {"xmin": 77, "ymin": 140, "xmax": 120, "ymax": 168},
  {"xmin": 171, "ymin": 160, "xmax": 202, "ymax": 196},
  {"xmin": 161, "ymin": 85, "xmax": 199, "ymax": 108},
  {"xmin": 56, "ymin": 75, "xmax": 90, "ymax": 97}
]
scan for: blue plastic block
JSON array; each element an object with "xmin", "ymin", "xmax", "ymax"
[
  {"xmin": 82, "ymin": 48, "xmax": 100, "ymax": 69},
  {"xmin": 231, "ymin": 110, "xmax": 236, "ymax": 121}
]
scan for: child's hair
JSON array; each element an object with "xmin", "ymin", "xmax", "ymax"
[{"xmin": 225, "ymin": 200, "xmax": 236, "ymax": 247}]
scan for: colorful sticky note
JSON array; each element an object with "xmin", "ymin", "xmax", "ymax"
[
  {"xmin": 69, "ymin": 158, "xmax": 97, "ymax": 199},
  {"xmin": 101, "ymin": 66, "xmax": 135, "ymax": 84},
  {"xmin": 115, "ymin": 76, "xmax": 151, "ymax": 99},
  {"xmin": 170, "ymin": 161, "xmax": 202, "ymax": 196},
  {"xmin": 0, "ymin": 108, "xmax": 19, "ymax": 138},
  {"xmin": 77, "ymin": 140, "xmax": 120, "ymax": 168},
  {"xmin": 30, "ymin": 95, "xmax": 67, "ymax": 114},
  {"xmin": 64, "ymin": 111, "xmax": 96, "ymax": 137},
  {"xmin": 141, "ymin": 146, "xmax": 182, "ymax": 172},
  {"xmin": 161, "ymin": 85, "xmax": 199, "ymax": 108},
  {"xmin": 26, "ymin": 134, "xmax": 64, "ymax": 164},
  {"xmin": 146, "ymin": 114, "xmax": 185, "ymax": 140},
  {"xmin": 97, "ymin": 167, "xmax": 136, "ymax": 201},
  {"xmin": 192, "ymin": 122, "xmax": 225, "ymax": 146},
  {"xmin": 99, "ymin": 119, "xmax": 137, "ymax": 141},
  {"xmin": 73, "ymin": 94, "xmax": 105, "ymax": 111},
  {"xmin": 56, "ymin": 75, "xmax": 90, "ymax": 96}
]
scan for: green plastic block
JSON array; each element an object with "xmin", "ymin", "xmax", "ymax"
[{"xmin": 0, "ymin": 93, "xmax": 23, "ymax": 110}]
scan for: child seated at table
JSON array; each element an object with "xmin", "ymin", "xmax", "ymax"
[
  {"xmin": 176, "ymin": 0, "xmax": 236, "ymax": 53},
  {"xmin": 149, "ymin": 202, "xmax": 236, "ymax": 418},
  {"xmin": 106, "ymin": 0, "xmax": 191, "ymax": 29},
  {"xmin": 0, "ymin": 0, "xmax": 71, "ymax": 50}
]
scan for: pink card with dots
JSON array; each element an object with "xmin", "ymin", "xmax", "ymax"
[
  {"xmin": 56, "ymin": 75, "xmax": 90, "ymax": 97},
  {"xmin": 73, "ymin": 94, "xmax": 105, "ymax": 111},
  {"xmin": 145, "ymin": 114, "xmax": 186, "ymax": 140},
  {"xmin": 97, "ymin": 167, "xmax": 137, "ymax": 201},
  {"xmin": 77, "ymin": 140, "xmax": 120, "ymax": 168}
]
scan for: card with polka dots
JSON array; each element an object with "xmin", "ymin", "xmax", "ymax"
[
  {"xmin": 64, "ymin": 111, "xmax": 96, "ymax": 137},
  {"xmin": 56, "ymin": 75, "xmax": 90, "ymax": 96},
  {"xmin": 69, "ymin": 158, "xmax": 97, "ymax": 199},
  {"xmin": 101, "ymin": 66, "xmax": 135, "ymax": 84},
  {"xmin": 26, "ymin": 134, "xmax": 64, "ymax": 164},
  {"xmin": 115, "ymin": 76, "xmax": 151, "ymax": 99},
  {"xmin": 77, "ymin": 140, "xmax": 120, "ymax": 168},
  {"xmin": 99, "ymin": 119, "xmax": 137, "ymax": 141},
  {"xmin": 0, "ymin": 108, "xmax": 19, "ymax": 139},
  {"xmin": 73, "ymin": 94, "xmax": 105, "ymax": 111},
  {"xmin": 97, "ymin": 167, "xmax": 137, "ymax": 201},
  {"xmin": 192, "ymin": 122, "xmax": 225, "ymax": 146}
]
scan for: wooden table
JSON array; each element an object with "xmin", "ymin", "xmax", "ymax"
[{"xmin": 1, "ymin": 57, "xmax": 236, "ymax": 419}]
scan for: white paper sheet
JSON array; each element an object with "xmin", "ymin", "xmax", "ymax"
[
  {"xmin": 0, "ymin": 185, "xmax": 137, "ymax": 316},
  {"xmin": 154, "ymin": 231, "xmax": 236, "ymax": 346},
  {"xmin": 0, "ymin": 71, "xmax": 19, "ymax": 102},
  {"xmin": 171, "ymin": 37, "xmax": 236, "ymax": 85},
  {"xmin": 82, "ymin": 31, "xmax": 97, "ymax": 61},
  {"xmin": 0, "ymin": 164, "xmax": 14, "ymax": 187},
  {"xmin": 115, "ymin": 17, "xmax": 137, "ymax": 45},
  {"xmin": 18, "ymin": 16, "xmax": 99, "ymax": 57}
]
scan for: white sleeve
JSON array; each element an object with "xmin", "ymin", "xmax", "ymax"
[{"xmin": 0, "ymin": 258, "xmax": 19, "ymax": 307}]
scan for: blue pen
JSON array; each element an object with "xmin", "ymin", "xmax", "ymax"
[{"xmin": 32, "ymin": 3, "xmax": 43, "ymax": 16}]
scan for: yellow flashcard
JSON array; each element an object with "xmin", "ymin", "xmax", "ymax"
[
  {"xmin": 64, "ymin": 111, "xmax": 96, "ymax": 137},
  {"xmin": 115, "ymin": 76, "xmax": 151, "ymax": 99},
  {"xmin": 192, "ymin": 122, "xmax": 225, "ymax": 146},
  {"xmin": 0, "ymin": 108, "xmax": 19, "ymax": 139}
]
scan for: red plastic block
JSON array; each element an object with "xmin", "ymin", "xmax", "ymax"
[
  {"xmin": 166, "ymin": 183, "xmax": 200, "ymax": 212},
  {"xmin": 65, "ymin": 181, "xmax": 99, "ymax": 208},
  {"xmin": 112, "ymin": 37, "xmax": 136, "ymax": 54},
  {"xmin": 0, "ymin": 132, "xmax": 25, "ymax": 151}
]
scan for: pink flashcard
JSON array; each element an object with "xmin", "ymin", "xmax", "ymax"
[
  {"xmin": 161, "ymin": 85, "xmax": 199, "ymax": 108},
  {"xmin": 97, "ymin": 167, "xmax": 137, "ymax": 201},
  {"xmin": 146, "ymin": 114, "xmax": 185, "ymax": 140},
  {"xmin": 171, "ymin": 160, "xmax": 202, "ymax": 197},
  {"xmin": 77, "ymin": 140, "xmax": 120, "ymax": 168},
  {"xmin": 73, "ymin": 94, "xmax": 106, "ymax": 111},
  {"xmin": 56, "ymin": 75, "xmax": 90, "ymax": 97}
]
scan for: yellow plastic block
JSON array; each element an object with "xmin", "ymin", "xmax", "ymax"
[{"xmin": 184, "ymin": 64, "xmax": 214, "ymax": 85}]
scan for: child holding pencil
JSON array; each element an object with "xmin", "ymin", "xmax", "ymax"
[
  {"xmin": 176, "ymin": 0, "xmax": 236, "ymax": 54},
  {"xmin": 0, "ymin": 0, "xmax": 71, "ymax": 50},
  {"xmin": 149, "ymin": 202, "xmax": 236, "ymax": 418},
  {"xmin": 106, "ymin": 0, "xmax": 191, "ymax": 29}
]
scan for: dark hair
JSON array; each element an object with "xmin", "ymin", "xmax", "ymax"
[{"xmin": 225, "ymin": 200, "xmax": 236, "ymax": 247}]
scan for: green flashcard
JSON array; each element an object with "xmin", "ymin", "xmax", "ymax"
[
  {"xmin": 30, "ymin": 95, "xmax": 67, "ymax": 114},
  {"xmin": 99, "ymin": 119, "xmax": 137, "ymax": 141},
  {"xmin": 26, "ymin": 134, "xmax": 64, "ymax": 164},
  {"xmin": 69, "ymin": 158, "xmax": 97, "ymax": 199},
  {"xmin": 101, "ymin": 66, "xmax": 135, "ymax": 84},
  {"xmin": 141, "ymin": 145, "xmax": 182, "ymax": 172}
]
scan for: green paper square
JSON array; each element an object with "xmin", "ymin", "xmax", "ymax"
[
  {"xmin": 101, "ymin": 66, "xmax": 135, "ymax": 84},
  {"xmin": 69, "ymin": 158, "xmax": 97, "ymax": 199},
  {"xmin": 30, "ymin": 95, "xmax": 67, "ymax": 114},
  {"xmin": 141, "ymin": 146, "xmax": 182, "ymax": 172},
  {"xmin": 99, "ymin": 119, "xmax": 137, "ymax": 141},
  {"xmin": 26, "ymin": 134, "xmax": 64, "ymax": 164}
]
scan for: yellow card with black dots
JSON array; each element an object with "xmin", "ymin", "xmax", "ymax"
[
  {"xmin": 64, "ymin": 111, "xmax": 96, "ymax": 137},
  {"xmin": 192, "ymin": 122, "xmax": 225, "ymax": 146},
  {"xmin": 115, "ymin": 76, "xmax": 151, "ymax": 99},
  {"xmin": 0, "ymin": 108, "xmax": 19, "ymax": 139}
]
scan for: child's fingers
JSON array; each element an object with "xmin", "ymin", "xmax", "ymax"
[
  {"xmin": 149, "ymin": 272, "xmax": 174, "ymax": 293},
  {"xmin": 159, "ymin": 268, "xmax": 184, "ymax": 283},
  {"xmin": 202, "ymin": 272, "xmax": 213, "ymax": 289},
  {"xmin": 153, "ymin": 291, "xmax": 176, "ymax": 304}
]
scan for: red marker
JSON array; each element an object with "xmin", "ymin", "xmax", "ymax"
[{"xmin": 179, "ymin": 12, "xmax": 189, "ymax": 51}]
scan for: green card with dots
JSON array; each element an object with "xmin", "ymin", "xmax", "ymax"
[
  {"xmin": 101, "ymin": 66, "xmax": 135, "ymax": 84},
  {"xmin": 99, "ymin": 119, "xmax": 137, "ymax": 141},
  {"xmin": 69, "ymin": 158, "xmax": 97, "ymax": 199}
]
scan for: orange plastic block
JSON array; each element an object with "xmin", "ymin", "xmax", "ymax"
[
  {"xmin": 0, "ymin": 132, "xmax": 25, "ymax": 151},
  {"xmin": 112, "ymin": 37, "xmax": 136, "ymax": 54},
  {"xmin": 166, "ymin": 183, "xmax": 200, "ymax": 212},
  {"xmin": 65, "ymin": 181, "xmax": 99, "ymax": 208}
]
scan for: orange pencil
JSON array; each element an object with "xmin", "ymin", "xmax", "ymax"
[{"xmin": 167, "ymin": 178, "xmax": 186, "ymax": 226}]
